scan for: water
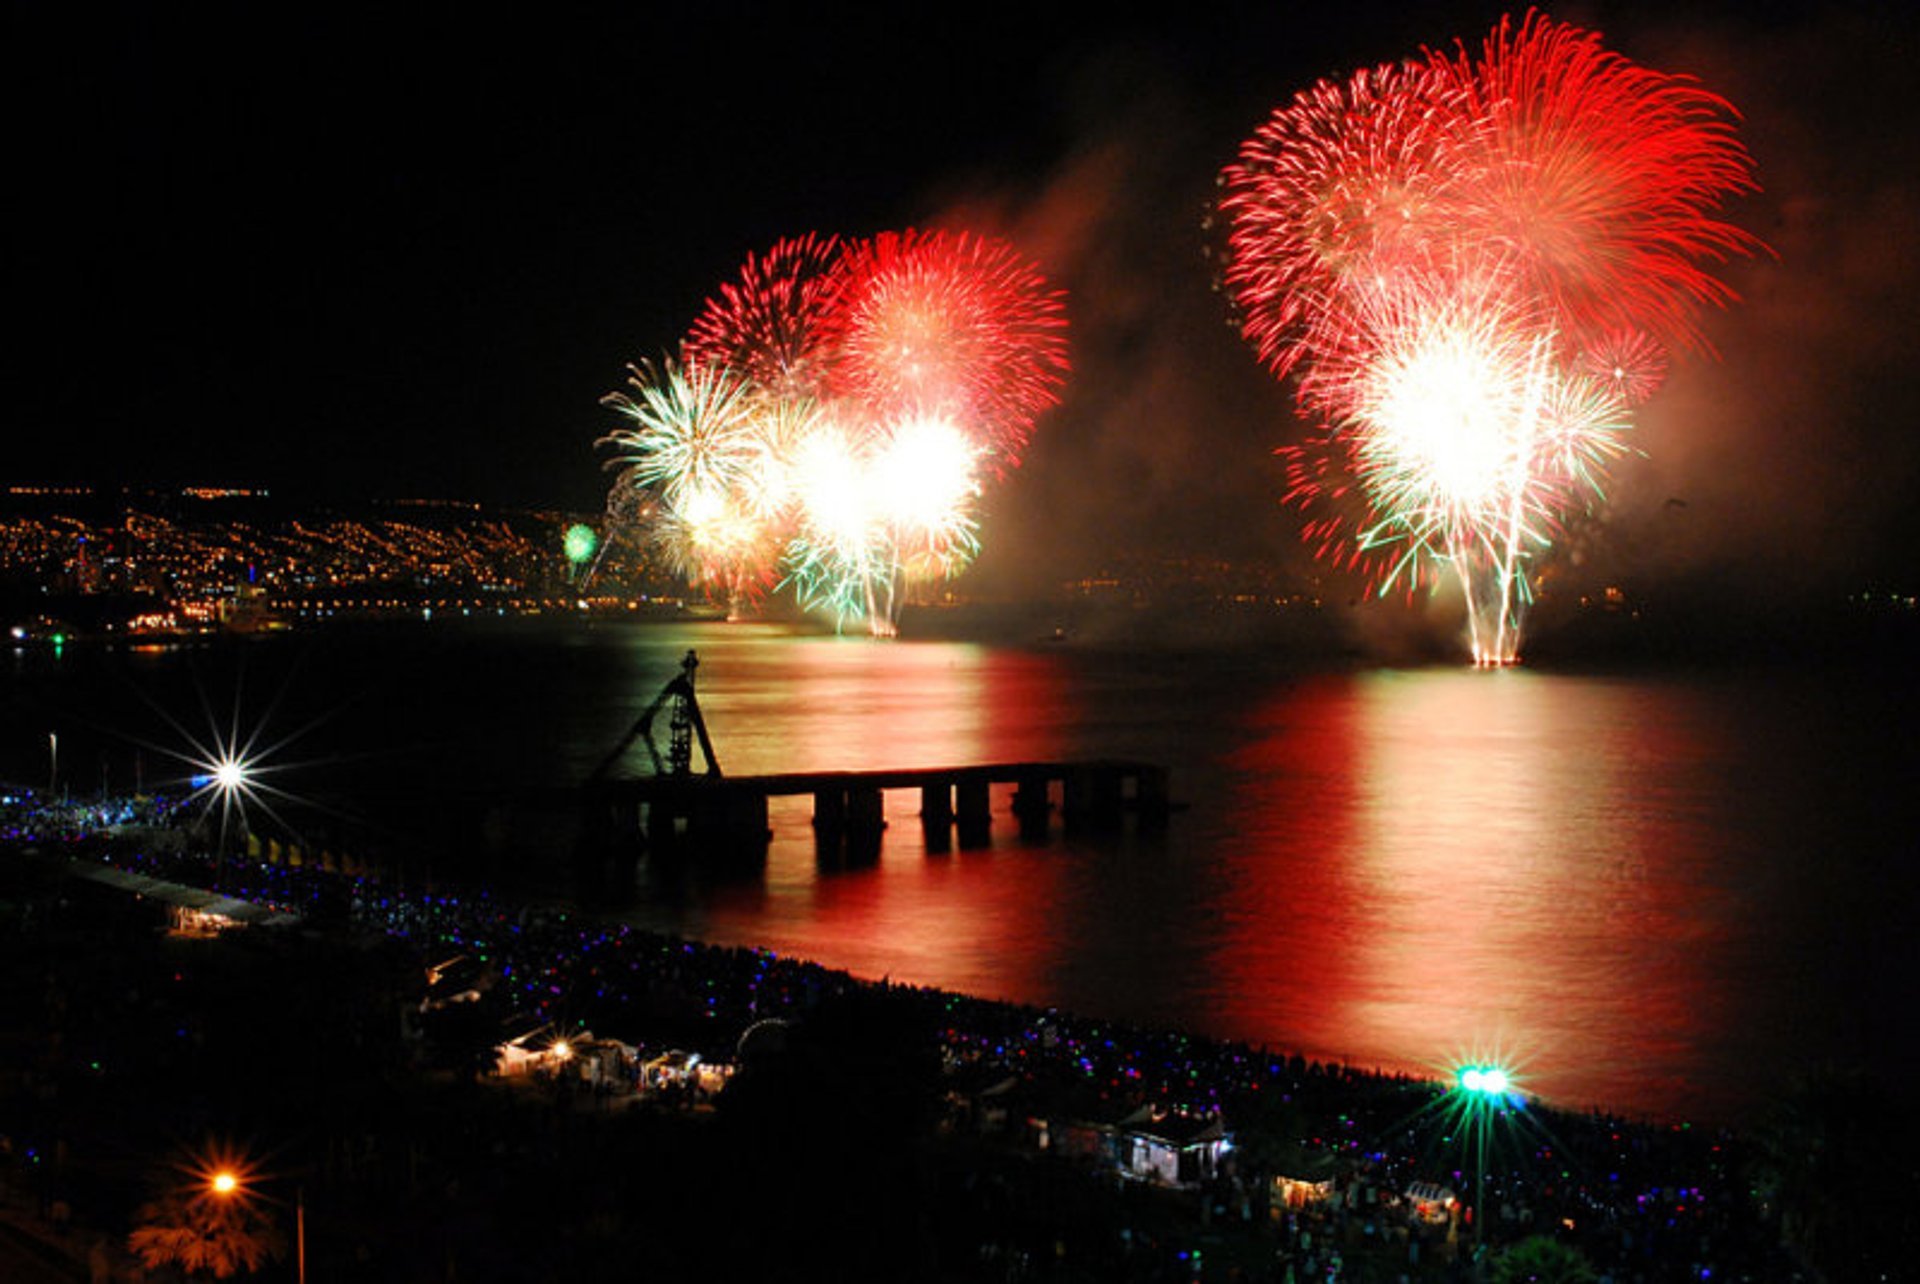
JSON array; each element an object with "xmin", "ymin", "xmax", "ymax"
[{"xmin": 7, "ymin": 618, "xmax": 1916, "ymax": 1124}]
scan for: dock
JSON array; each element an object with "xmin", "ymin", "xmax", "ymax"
[{"xmin": 583, "ymin": 758, "xmax": 1171, "ymax": 863}]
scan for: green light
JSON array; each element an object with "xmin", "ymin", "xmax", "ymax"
[
  {"xmin": 563, "ymin": 524, "xmax": 598, "ymax": 565},
  {"xmin": 1457, "ymin": 1064, "xmax": 1510, "ymax": 1096}
]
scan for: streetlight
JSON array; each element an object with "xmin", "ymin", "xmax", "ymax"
[
  {"xmin": 1453, "ymin": 1062, "xmax": 1515, "ymax": 1250},
  {"xmin": 213, "ymin": 758, "xmax": 248, "ymax": 792},
  {"xmin": 192, "ymin": 753, "xmax": 255, "ymax": 887},
  {"xmin": 1459, "ymin": 1066, "xmax": 1508, "ymax": 1096},
  {"xmin": 207, "ymin": 1163, "xmax": 305, "ymax": 1284}
]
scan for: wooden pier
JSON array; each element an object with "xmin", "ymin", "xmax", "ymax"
[{"xmin": 583, "ymin": 759, "xmax": 1171, "ymax": 865}]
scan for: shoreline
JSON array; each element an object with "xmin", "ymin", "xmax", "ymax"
[
  {"xmin": 0, "ymin": 802, "xmax": 1840, "ymax": 1279},
  {"xmin": 7, "ymin": 791, "xmax": 1719, "ymax": 1130},
  {"xmin": 6, "ymin": 813, "xmax": 1736, "ymax": 1135}
]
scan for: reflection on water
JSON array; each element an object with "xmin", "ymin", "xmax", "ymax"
[
  {"xmin": 648, "ymin": 635, "xmax": 1914, "ymax": 1122},
  {"xmin": 1203, "ymin": 671, "xmax": 1739, "ymax": 1115},
  {"xmin": 8, "ymin": 621, "xmax": 1914, "ymax": 1121}
]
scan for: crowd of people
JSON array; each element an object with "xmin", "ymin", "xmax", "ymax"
[{"xmin": 4, "ymin": 785, "xmax": 1810, "ymax": 1280}]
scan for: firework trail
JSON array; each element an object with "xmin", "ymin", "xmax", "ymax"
[{"xmin": 1222, "ymin": 11, "xmax": 1759, "ymax": 663}]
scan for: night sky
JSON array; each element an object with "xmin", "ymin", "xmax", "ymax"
[{"xmin": 10, "ymin": 2, "xmax": 1918, "ymax": 604}]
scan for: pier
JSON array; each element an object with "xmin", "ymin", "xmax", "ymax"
[
  {"xmin": 578, "ymin": 652, "xmax": 1171, "ymax": 872},
  {"xmin": 583, "ymin": 759, "xmax": 1172, "ymax": 864}
]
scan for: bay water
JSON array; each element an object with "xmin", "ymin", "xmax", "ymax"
[{"xmin": 8, "ymin": 617, "xmax": 1914, "ymax": 1124}]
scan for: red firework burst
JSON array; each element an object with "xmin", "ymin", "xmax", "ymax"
[
  {"xmin": 1279, "ymin": 422, "xmax": 1426, "ymax": 594},
  {"xmin": 1430, "ymin": 10, "xmax": 1763, "ymax": 354},
  {"xmin": 1220, "ymin": 11, "xmax": 1761, "ymax": 660},
  {"xmin": 1221, "ymin": 11, "xmax": 1760, "ymax": 378},
  {"xmin": 822, "ymin": 228, "xmax": 1070, "ymax": 470},
  {"xmin": 1574, "ymin": 328, "xmax": 1669, "ymax": 406},
  {"xmin": 1219, "ymin": 57, "xmax": 1469, "ymax": 379},
  {"xmin": 683, "ymin": 233, "xmax": 843, "ymax": 399}
]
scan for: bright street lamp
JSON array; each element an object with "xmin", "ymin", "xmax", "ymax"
[
  {"xmin": 207, "ymin": 1163, "xmax": 305, "ymax": 1284},
  {"xmin": 1453, "ymin": 1062, "xmax": 1516, "ymax": 1249},
  {"xmin": 1459, "ymin": 1066, "xmax": 1509, "ymax": 1095}
]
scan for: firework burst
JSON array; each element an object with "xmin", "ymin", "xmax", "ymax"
[
  {"xmin": 1219, "ymin": 57, "xmax": 1468, "ymax": 379},
  {"xmin": 1574, "ymin": 328, "xmax": 1669, "ymax": 407},
  {"xmin": 599, "ymin": 360, "xmax": 785, "ymax": 601},
  {"xmin": 870, "ymin": 412, "xmax": 985, "ymax": 584},
  {"xmin": 1435, "ymin": 12, "xmax": 1762, "ymax": 355},
  {"xmin": 781, "ymin": 418, "xmax": 897, "ymax": 631},
  {"xmin": 601, "ymin": 227, "xmax": 1068, "ymax": 634},
  {"xmin": 1223, "ymin": 11, "xmax": 1759, "ymax": 663},
  {"xmin": 600, "ymin": 360, "xmax": 759, "ymax": 508},
  {"xmin": 825, "ymin": 228, "xmax": 1069, "ymax": 473},
  {"xmin": 683, "ymin": 234, "xmax": 842, "ymax": 399}
]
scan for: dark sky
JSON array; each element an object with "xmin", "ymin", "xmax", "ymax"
[{"xmin": 10, "ymin": 2, "xmax": 1919, "ymax": 601}]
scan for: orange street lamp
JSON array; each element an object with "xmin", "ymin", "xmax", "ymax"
[{"xmin": 205, "ymin": 1162, "xmax": 305, "ymax": 1284}]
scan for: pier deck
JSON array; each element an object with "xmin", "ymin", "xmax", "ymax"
[{"xmin": 583, "ymin": 758, "xmax": 1171, "ymax": 861}]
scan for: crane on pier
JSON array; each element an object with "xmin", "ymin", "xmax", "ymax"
[{"xmin": 587, "ymin": 650, "xmax": 721, "ymax": 781}]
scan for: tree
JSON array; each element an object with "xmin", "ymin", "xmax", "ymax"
[
  {"xmin": 128, "ymin": 1187, "xmax": 285, "ymax": 1279},
  {"xmin": 1489, "ymin": 1235, "xmax": 1598, "ymax": 1284},
  {"xmin": 1747, "ymin": 1067, "xmax": 1917, "ymax": 1282}
]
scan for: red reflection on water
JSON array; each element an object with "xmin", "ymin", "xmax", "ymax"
[
  {"xmin": 633, "ymin": 629, "xmax": 1759, "ymax": 1118},
  {"xmin": 690, "ymin": 633, "xmax": 1077, "ymax": 998},
  {"xmin": 695, "ymin": 629, "xmax": 1071, "ymax": 773},
  {"xmin": 1203, "ymin": 669, "xmax": 1733, "ymax": 1112}
]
